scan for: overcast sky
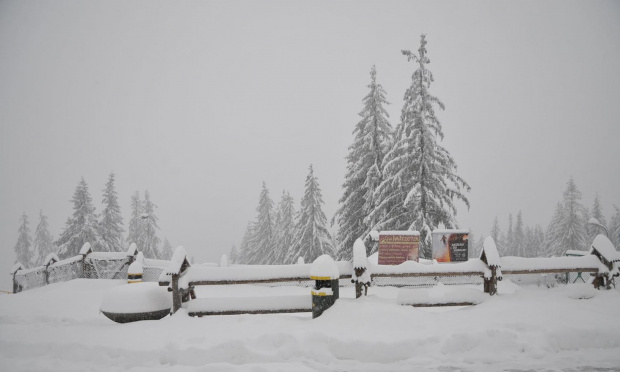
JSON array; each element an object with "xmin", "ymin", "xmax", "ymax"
[{"xmin": 1, "ymin": 0, "xmax": 619, "ymax": 289}]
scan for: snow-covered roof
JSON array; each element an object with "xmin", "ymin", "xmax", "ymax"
[
  {"xmin": 43, "ymin": 253, "xmax": 60, "ymax": 266},
  {"xmin": 353, "ymin": 239, "xmax": 368, "ymax": 269},
  {"xmin": 480, "ymin": 237, "xmax": 501, "ymax": 268},
  {"xmin": 432, "ymin": 229, "xmax": 470, "ymax": 235},
  {"xmin": 380, "ymin": 230, "xmax": 420, "ymax": 236},
  {"xmin": 590, "ymin": 235, "xmax": 620, "ymax": 263},
  {"xmin": 10, "ymin": 263, "xmax": 24, "ymax": 275},
  {"xmin": 171, "ymin": 246, "xmax": 188, "ymax": 264},
  {"xmin": 79, "ymin": 242, "xmax": 92, "ymax": 256},
  {"xmin": 501, "ymin": 255, "xmax": 602, "ymax": 273},
  {"xmin": 310, "ymin": 255, "xmax": 339, "ymax": 280}
]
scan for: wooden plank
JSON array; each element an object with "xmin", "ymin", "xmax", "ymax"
[
  {"xmin": 189, "ymin": 308, "xmax": 312, "ymax": 317},
  {"xmin": 189, "ymin": 274, "xmax": 352, "ymax": 286},
  {"xmin": 371, "ymin": 271, "xmax": 484, "ymax": 278}
]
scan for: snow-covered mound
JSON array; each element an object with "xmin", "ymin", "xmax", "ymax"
[{"xmin": 1, "ymin": 279, "xmax": 619, "ymax": 371}]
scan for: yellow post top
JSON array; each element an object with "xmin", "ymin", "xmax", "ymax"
[
  {"xmin": 311, "ymin": 290, "xmax": 332, "ymax": 296},
  {"xmin": 310, "ymin": 276, "xmax": 335, "ymax": 280}
]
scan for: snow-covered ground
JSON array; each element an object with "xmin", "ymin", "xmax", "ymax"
[{"xmin": 1, "ymin": 279, "xmax": 619, "ymax": 371}]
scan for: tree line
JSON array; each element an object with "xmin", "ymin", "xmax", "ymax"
[
  {"xmin": 487, "ymin": 178, "xmax": 620, "ymax": 258},
  {"xmin": 13, "ymin": 173, "xmax": 173, "ymax": 267}
]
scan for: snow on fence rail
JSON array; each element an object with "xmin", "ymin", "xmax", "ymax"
[
  {"xmin": 159, "ymin": 235, "xmax": 619, "ymax": 317},
  {"xmin": 11, "ymin": 243, "xmax": 171, "ymax": 293}
]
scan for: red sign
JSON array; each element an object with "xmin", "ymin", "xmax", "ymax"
[{"xmin": 378, "ymin": 232, "xmax": 420, "ymax": 265}]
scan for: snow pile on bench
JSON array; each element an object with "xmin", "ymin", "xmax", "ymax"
[
  {"xmin": 371, "ymin": 258, "xmax": 488, "ymax": 276},
  {"xmin": 310, "ymin": 254, "xmax": 339, "ymax": 279},
  {"xmin": 187, "ymin": 295, "xmax": 311, "ymax": 316},
  {"xmin": 501, "ymin": 255, "xmax": 603, "ymax": 273},
  {"xmin": 187, "ymin": 261, "xmax": 352, "ymax": 284},
  {"xmin": 398, "ymin": 284, "xmax": 487, "ymax": 307}
]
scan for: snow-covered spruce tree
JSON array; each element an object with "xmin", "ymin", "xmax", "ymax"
[
  {"xmin": 161, "ymin": 238, "xmax": 173, "ymax": 260},
  {"xmin": 335, "ymin": 65, "xmax": 392, "ymax": 260},
  {"xmin": 527, "ymin": 225, "xmax": 545, "ymax": 258},
  {"xmin": 229, "ymin": 243, "xmax": 239, "ymax": 265},
  {"xmin": 56, "ymin": 178, "xmax": 101, "ymax": 258},
  {"xmin": 587, "ymin": 193, "xmax": 607, "ymax": 244},
  {"xmin": 243, "ymin": 182, "xmax": 275, "ymax": 265},
  {"xmin": 273, "ymin": 191, "xmax": 297, "ymax": 265},
  {"xmin": 140, "ymin": 190, "xmax": 161, "ymax": 258},
  {"xmin": 558, "ymin": 178, "xmax": 588, "ymax": 252},
  {"xmin": 489, "ymin": 216, "xmax": 503, "ymax": 254},
  {"xmin": 237, "ymin": 222, "xmax": 254, "ymax": 264},
  {"xmin": 98, "ymin": 173, "xmax": 125, "ymax": 252},
  {"xmin": 608, "ymin": 205, "xmax": 620, "ymax": 250},
  {"xmin": 126, "ymin": 191, "xmax": 143, "ymax": 249},
  {"xmin": 368, "ymin": 34, "xmax": 470, "ymax": 259},
  {"xmin": 33, "ymin": 210, "xmax": 55, "ymax": 265},
  {"xmin": 14, "ymin": 212, "xmax": 33, "ymax": 267},
  {"xmin": 504, "ymin": 213, "xmax": 514, "ymax": 256},
  {"xmin": 287, "ymin": 165, "xmax": 335, "ymax": 263},
  {"xmin": 513, "ymin": 211, "xmax": 525, "ymax": 257},
  {"xmin": 544, "ymin": 202, "xmax": 565, "ymax": 257}
]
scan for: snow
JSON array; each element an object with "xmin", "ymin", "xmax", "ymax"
[
  {"xmin": 100, "ymin": 282, "xmax": 171, "ymax": 314},
  {"xmin": 42, "ymin": 253, "xmax": 59, "ymax": 266},
  {"xmin": 397, "ymin": 283, "xmax": 487, "ymax": 305},
  {"xmin": 590, "ymin": 234, "xmax": 620, "ymax": 263},
  {"xmin": 565, "ymin": 249, "xmax": 588, "ymax": 256},
  {"xmin": 49, "ymin": 255, "xmax": 83, "ymax": 268},
  {"xmin": 481, "ymin": 236, "xmax": 501, "ymax": 267},
  {"xmin": 352, "ymin": 238, "xmax": 368, "ymax": 269},
  {"xmin": 371, "ymin": 258, "xmax": 488, "ymax": 276},
  {"xmin": 310, "ymin": 254, "xmax": 339, "ymax": 280},
  {"xmin": 143, "ymin": 258, "xmax": 171, "ymax": 269},
  {"xmin": 1, "ymin": 279, "xmax": 619, "ymax": 371},
  {"xmin": 566, "ymin": 283, "xmax": 597, "ymax": 300},
  {"xmin": 127, "ymin": 261, "xmax": 143, "ymax": 275},
  {"xmin": 86, "ymin": 251, "xmax": 131, "ymax": 260},
  {"xmin": 432, "ymin": 229, "xmax": 469, "ymax": 234},
  {"xmin": 79, "ymin": 242, "xmax": 92, "ymax": 256},
  {"xmin": 10, "ymin": 263, "xmax": 24, "ymax": 275},
  {"xmin": 187, "ymin": 295, "xmax": 311, "ymax": 314},
  {"xmin": 126, "ymin": 242, "xmax": 138, "ymax": 256},
  {"xmin": 501, "ymin": 255, "xmax": 603, "ymax": 272}
]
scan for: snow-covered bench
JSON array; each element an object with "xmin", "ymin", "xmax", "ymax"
[{"xmin": 160, "ymin": 248, "xmax": 352, "ymax": 316}]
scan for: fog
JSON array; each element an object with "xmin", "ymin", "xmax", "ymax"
[{"xmin": 1, "ymin": 0, "xmax": 619, "ymax": 290}]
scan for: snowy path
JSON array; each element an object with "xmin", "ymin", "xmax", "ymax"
[{"xmin": 1, "ymin": 279, "xmax": 619, "ymax": 371}]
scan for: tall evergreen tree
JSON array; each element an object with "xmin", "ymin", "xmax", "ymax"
[
  {"xmin": 237, "ymin": 222, "xmax": 254, "ymax": 264},
  {"xmin": 126, "ymin": 191, "xmax": 143, "ymax": 248},
  {"xmin": 33, "ymin": 210, "xmax": 55, "ymax": 265},
  {"xmin": 273, "ymin": 191, "xmax": 297, "ymax": 265},
  {"xmin": 368, "ymin": 34, "xmax": 470, "ymax": 258},
  {"xmin": 98, "ymin": 173, "xmax": 125, "ymax": 252},
  {"xmin": 558, "ymin": 178, "xmax": 588, "ymax": 252},
  {"xmin": 244, "ymin": 182, "xmax": 275, "ymax": 265},
  {"xmin": 544, "ymin": 202, "xmax": 565, "ymax": 257},
  {"xmin": 335, "ymin": 65, "xmax": 392, "ymax": 260},
  {"xmin": 229, "ymin": 243, "xmax": 239, "ymax": 265},
  {"xmin": 489, "ymin": 216, "xmax": 503, "ymax": 254},
  {"xmin": 513, "ymin": 211, "xmax": 525, "ymax": 257},
  {"xmin": 608, "ymin": 205, "xmax": 620, "ymax": 250},
  {"xmin": 287, "ymin": 165, "xmax": 335, "ymax": 263},
  {"xmin": 505, "ymin": 213, "xmax": 514, "ymax": 256},
  {"xmin": 56, "ymin": 178, "xmax": 101, "ymax": 258},
  {"xmin": 14, "ymin": 212, "xmax": 33, "ymax": 267},
  {"xmin": 141, "ymin": 190, "xmax": 161, "ymax": 258},
  {"xmin": 161, "ymin": 238, "xmax": 173, "ymax": 260},
  {"xmin": 587, "ymin": 193, "xmax": 607, "ymax": 244}
]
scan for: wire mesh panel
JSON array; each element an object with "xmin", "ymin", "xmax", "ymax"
[
  {"xmin": 83, "ymin": 258, "xmax": 129, "ymax": 279},
  {"xmin": 14, "ymin": 268, "xmax": 46, "ymax": 292},
  {"xmin": 47, "ymin": 261, "xmax": 83, "ymax": 284},
  {"xmin": 503, "ymin": 273, "xmax": 574, "ymax": 288},
  {"xmin": 372, "ymin": 275, "xmax": 483, "ymax": 288},
  {"xmin": 143, "ymin": 266, "xmax": 165, "ymax": 282}
]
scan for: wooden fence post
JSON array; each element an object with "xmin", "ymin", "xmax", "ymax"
[{"xmin": 171, "ymin": 273, "xmax": 181, "ymax": 313}]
